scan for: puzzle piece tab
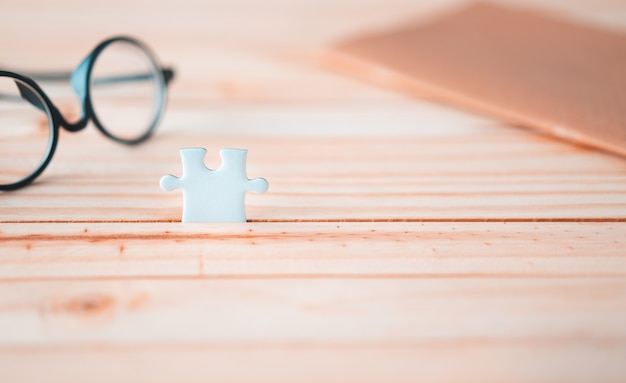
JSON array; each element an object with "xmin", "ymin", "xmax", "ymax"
[{"xmin": 160, "ymin": 148, "xmax": 268, "ymax": 223}]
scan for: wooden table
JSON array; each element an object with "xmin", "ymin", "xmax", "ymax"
[{"xmin": 1, "ymin": 1, "xmax": 625, "ymax": 381}]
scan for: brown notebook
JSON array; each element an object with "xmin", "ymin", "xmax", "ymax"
[{"xmin": 327, "ymin": 2, "xmax": 626, "ymax": 157}]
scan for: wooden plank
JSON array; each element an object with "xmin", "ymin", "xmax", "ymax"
[
  {"xmin": 2, "ymin": 131, "xmax": 626, "ymax": 222},
  {"xmin": 0, "ymin": 277, "xmax": 624, "ymax": 382},
  {"xmin": 1, "ymin": 343, "xmax": 625, "ymax": 383},
  {"xmin": 0, "ymin": 278, "xmax": 623, "ymax": 343},
  {"xmin": 0, "ymin": 222, "xmax": 625, "ymax": 279}
]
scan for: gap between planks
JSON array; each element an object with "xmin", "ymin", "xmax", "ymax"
[
  {"xmin": 0, "ymin": 274, "xmax": 625, "ymax": 283},
  {"xmin": 3, "ymin": 217, "xmax": 626, "ymax": 223}
]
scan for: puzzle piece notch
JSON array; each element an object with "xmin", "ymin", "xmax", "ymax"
[{"xmin": 160, "ymin": 148, "xmax": 268, "ymax": 223}]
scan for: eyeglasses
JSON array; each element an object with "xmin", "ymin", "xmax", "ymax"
[{"xmin": 0, "ymin": 35, "xmax": 174, "ymax": 191}]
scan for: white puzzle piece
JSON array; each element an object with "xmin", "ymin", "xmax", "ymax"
[{"xmin": 160, "ymin": 148, "xmax": 268, "ymax": 223}]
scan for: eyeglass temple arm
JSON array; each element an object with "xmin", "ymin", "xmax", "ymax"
[
  {"xmin": 90, "ymin": 68, "xmax": 175, "ymax": 86},
  {"xmin": 22, "ymin": 67, "xmax": 175, "ymax": 85},
  {"xmin": 8, "ymin": 68, "xmax": 174, "ymax": 109},
  {"xmin": 6, "ymin": 67, "xmax": 174, "ymax": 112}
]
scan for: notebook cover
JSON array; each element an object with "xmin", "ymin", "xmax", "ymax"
[{"xmin": 326, "ymin": 2, "xmax": 626, "ymax": 157}]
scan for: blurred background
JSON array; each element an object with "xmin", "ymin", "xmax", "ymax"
[
  {"xmin": 3, "ymin": 0, "xmax": 625, "ymax": 105},
  {"xmin": 1, "ymin": 0, "xmax": 626, "ymax": 145}
]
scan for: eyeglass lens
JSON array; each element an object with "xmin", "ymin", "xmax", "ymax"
[
  {"xmin": 0, "ymin": 76, "xmax": 53, "ymax": 186},
  {"xmin": 90, "ymin": 40, "xmax": 164, "ymax": 141}
]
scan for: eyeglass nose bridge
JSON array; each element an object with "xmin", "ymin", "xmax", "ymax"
[
  {"xmin": 52, "ymin": 54, "xmax": 93, "ymax": 133},
  {"xmin": 12, "ymin": 76, "xmax": 84, "ymax": 134}
]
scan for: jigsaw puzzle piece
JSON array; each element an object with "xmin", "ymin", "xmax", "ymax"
[
  {"xmin": 206, "ymin": 149, "xmax": 268, "ymax": 222},
  {"xmin": 160, "ymin": 148, "xmax": 268, "ymax": 223}
]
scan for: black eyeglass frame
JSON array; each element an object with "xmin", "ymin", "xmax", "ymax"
[{"xmin": 0, "ymin": 35, "xmax": 174, "ymax": 191}]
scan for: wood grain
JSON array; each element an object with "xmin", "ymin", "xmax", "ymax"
[
  {"xmin": 0, "ymin": 278, "xmax": 625, "ymax": 382},
  {"xmin": 1, "ymin": 0, "xmax": 625, "ymax": 382},
  {"xmin": 0, "ymin": 222, "xmax": 625, "ymax": 279},
  {"xmin": 2, "ymin": 129, "xmax": 626, "ymax": 222},
  {"xmin": 2, "ymin": 345, "xmax": 625, "ymax": 383}
]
